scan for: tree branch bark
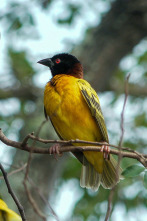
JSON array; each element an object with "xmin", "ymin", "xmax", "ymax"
[
  {"xmin": 0, "ymin": 163, "xmax": 26, "ymax": 221},
  {"xmin": 110, "ymin": 81, "xmax": 147, "ymax": 97},
  {"xmin": 74, "ymin": 0, "xmax": 147, "ymax": 91},
  {"xmin": 0, "ymin": 86, "xmax": 41, "ymax": 101},
  {"xmin": 0, "ymin": 129, "xmax": 147, "ymax": 167}
]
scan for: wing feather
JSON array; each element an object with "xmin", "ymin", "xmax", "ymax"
[{"xmin": 77, "ymin": 79, "xmax": 109, "ymax": 143}]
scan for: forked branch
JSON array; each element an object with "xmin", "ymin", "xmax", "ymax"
[{"xmin": 0, "ymin": 129, "xmax": 147, "ymax": 168}]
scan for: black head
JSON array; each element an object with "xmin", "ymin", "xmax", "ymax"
[{"xmin": 38, "ymin": 53, "xmax": 81, "ymax": 77}]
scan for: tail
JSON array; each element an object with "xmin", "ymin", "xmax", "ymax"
[
  {"xmin": 101, "ymin": 156, "xmax": 122, "ymax": 189},
  {"xmin": 80, "ymin": 162, "xmax": 102, "ymax": 191},
  {"xmin": 80, "ymin": 156, "xmax": 122, "ymax": 191}
]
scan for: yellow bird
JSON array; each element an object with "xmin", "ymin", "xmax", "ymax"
[
  {"xmin": 0, "ymin": 199, "xmax": 21, "ymax": 221},
  {"xmin": 38, "ymin": 53, "xmax": 122, "ymax": 191}
]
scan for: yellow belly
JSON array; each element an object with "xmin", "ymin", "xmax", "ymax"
[{"xmin": 44, "ymin": 75, "xmax": 104, "ymax": 173}]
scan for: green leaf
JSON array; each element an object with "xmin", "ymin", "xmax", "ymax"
[
  {"xmin": 8, "ymin": 48, "xmax": 35, "ymax": 82},
  {"xmin": 143, "ymin": 171, "xmax": 147, "ymax": 188},
  {"xmin": 122, "ymin": 165, "xmax": 145, "ymax": 177}
]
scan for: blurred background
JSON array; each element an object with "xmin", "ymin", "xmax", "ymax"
[{"xmin": 0, "ymin": 0, "xmax": 147, "ymax": 220}]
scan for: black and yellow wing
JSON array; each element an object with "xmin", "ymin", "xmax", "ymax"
[{"xmin": 77, "ymin": 79, "xmax": 109, "ymax": 143}]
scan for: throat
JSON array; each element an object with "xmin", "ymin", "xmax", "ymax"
[{"xmin": 67, "ymin": 63, "xmax": 84, "ymax": 79}]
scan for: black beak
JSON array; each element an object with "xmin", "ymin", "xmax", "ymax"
[{"xmin": 37, "ymin": 58, "xmax": 54, "ymax": 68}]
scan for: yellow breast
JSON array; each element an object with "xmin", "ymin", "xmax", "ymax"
[{"xmin": 44, "ymin": 75, "xmax": 102, "ymax": 142}]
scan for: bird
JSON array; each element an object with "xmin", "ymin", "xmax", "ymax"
[
  {"xmin": 38, "ymin": 53, "xmax": 122, "ymax": 191},
  {"xmin": 0, "ymin": 199, "xmax": 21, "ymax": 221}
]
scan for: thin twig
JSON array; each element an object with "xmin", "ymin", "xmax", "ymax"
[
  {"xmin": 23, "ymin": 180, "xmax": 47, "ymax": 221},
  {"xmin": 1, "ymin": 128, "xmax": 146, "ymax": 157},
  {"xmin": 23, "ymin": 120, "xmax": 47, "ymax": 221},
  {"xmin": 0, "ymin": 161, "xmax": 59, "ymax": 221},
  {"xmin": 24, "ymin": 120, "xmax": 47, "ymax": 180},
  {"xmin": 0, "ymin": 129, "xmax": 147, "ymax": 167},
  {"xmin": 0, "ymin": 163, "xmax": 27, "ymax": 180},
  {"xmin": 0, "ymin": 163, "xmax": 26, "ymax": 221},
  {"xmin": 104, "ymin": 74, "xmax": 130, "ymax": 221},
  {"xmin": 119, "ymin": 74, "xmax": 130, "ymax": 147},
  {"xmin": 27, "ymin": 177, "xmax": 60, "ymax": 221},
  {"xmin": 104, "ymin": 187, "xmax": 115, "ymax": 221},
  {"xmin": 20, "ymin": 134, "xmax": 147, "ymax": 158},
  {"xmin": 21, "ymin": 132, "xmax": 34, "ymax": 147},
  {"xmin": 117, "ymin": 74, "xmax": 130, "ymax": 174}
]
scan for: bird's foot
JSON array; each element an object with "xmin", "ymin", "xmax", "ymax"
[
  {"xmin": 100, "ymin": 143, "xmax": 110, "ymax": 160},
  {"xmin": 49, "ymin": 144, "xmax": 62, "ymax": 160}
]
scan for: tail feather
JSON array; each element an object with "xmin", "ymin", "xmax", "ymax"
[
  {"xmin": 101, "ymin": 156, "xmax": 122, "ymax": 189},
  {"xmin": 80, "ymin": 156, "xmax": 122, "ymax": 191},
  {"xmin": 80, "ymin": 163, "xmax": 101, "ymax": 191}
]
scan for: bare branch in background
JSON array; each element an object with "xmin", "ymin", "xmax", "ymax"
[
  {"xmin": 0, "ymin": 163, "xmax": 27, "ymax": 180},
  {"xmin": 104, "ymin": 186, "xmax": 115, "ymax": 221},
  {"xmin": 105, "ymin": 74, "xmax": 130, "ymax": 221},
  {"xmin": 119, "ymin": 74, "xmax": 130, "ymax": 146},
  {"xmin": 27, "ymin": 176, "xmax": 60, "ymax": 221},
  {"xmin": 0, "ymin": 86, "xmax": 40, "ymax": 101},
  {"xmin": 0, "ymin": 163, "xmax": 26, "ymax": 221},
  {"xmin": 0, "ymin": 161, "xmax": 59, "ymax": 221},
  {"xmin": 74, "ymin": 0, "xmax": 147, "ymax": 91},
  {"xmin": 23, "ymin": 180, "xmax": 47, "ymax": 221},
  {"xmin": 23, "ymin": 120, "xmax": 48, "ymax": 221},
  {"xmin": 110, "ymin": 82, "xmax": 147, "ymax": 97},
  {"xmin": 23, "ymin": 120, "xmax": 47, "ymax": 180}
]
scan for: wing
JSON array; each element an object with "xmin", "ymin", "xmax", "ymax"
[{"xmin": 77, "ymin": 79, "xmax": 109, "ymax": 143}]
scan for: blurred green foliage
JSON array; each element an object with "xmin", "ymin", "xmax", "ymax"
[
  {"xmin": 57, "ymin": 3, "xmax": 81, "ymax": 25},
  {"xmin": 143, "ymin": 172, "xmax": 147, "ymax": 189},
  {"xmin": 8, "ymin": 48, "xmax": 35, "ymax": 83},
  {"xmin": 135, "ymin": 112, "xmax": 147, "ymax": 127},
  {"xmin": 122, "ymin": 165, "xmax": 145, "ymax": 177},
  {"xmin": 0, "ymin": 2, "xmax": 36, "ymax": 37}
]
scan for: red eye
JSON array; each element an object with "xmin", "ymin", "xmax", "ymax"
[{"xmin": 55, "ymin": 58, "xmax": 61, "ymax": 64}]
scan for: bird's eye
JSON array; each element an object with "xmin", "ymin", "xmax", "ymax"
[{"xmin": 55, "ymin": 58, "xmax": 61, "ymax": 64}]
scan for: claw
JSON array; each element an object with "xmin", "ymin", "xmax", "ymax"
[
  {"xmin": 49, "ymin": 144, "xmax": 62, "ymax": 160},
  {"xmin": 100, "ymin": 143, "xmax": 110, "ymax": 160}
]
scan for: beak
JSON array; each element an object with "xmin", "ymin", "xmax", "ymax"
[{"xmin": 37, "ymin": 58, "xmax": 54, "ymax": 68}]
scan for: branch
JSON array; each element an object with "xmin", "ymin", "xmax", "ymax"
[
  {"xmin": 0, "ymin": 163, "xmax": 27, "ymax": 180},
  {"xmin": 27, "ymin": 176, "xmax": 60, "ymax": 221},
  {"xmin": 110, "ymin": 81, "xmax": 147, "ymax": 97},
  {"xmin": 0, "ymin": 129, "xmax": 147, "ymax": 167},
  {"xmin": 0, "ymin": 86, "xmax": 40, "ymax": 101},
  {"xmin": 73, "ymin": 0, "xmax": 147, "ymax": 91},
  {"xmin": 23, "ymin": 120, "xmax": 48, "ymax": 221},
  {"xmin": 0, "ymin": 161, "xmax": 59, "ymax": 221},
  {"xmin": 105, "ymin": 74, "xmax": 130, "ymax": 221},
  {"xmin": 0, "ymin": 163, "xmax": 26, "ymax": 221},
  {"xmin": 104, "ymin": 186, "xmax": 115, "ymax": 221},
  {"xmin": 23, "ymin": 180, "xmax": 47, "ymax": 221}
]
